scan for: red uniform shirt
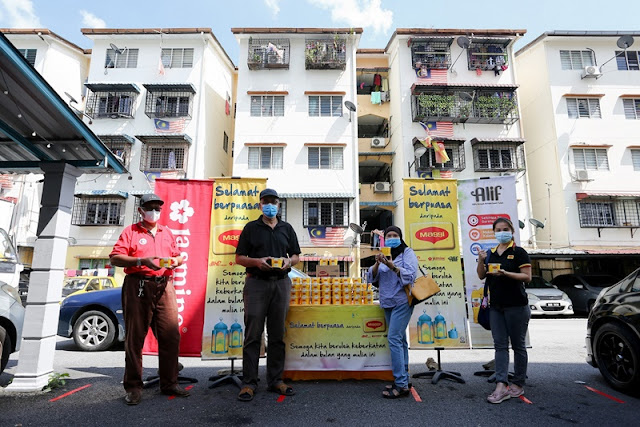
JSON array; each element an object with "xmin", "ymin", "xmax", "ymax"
[{"xmin": 110, "ymin": 222, "xmax": 179, "ymax": 277}]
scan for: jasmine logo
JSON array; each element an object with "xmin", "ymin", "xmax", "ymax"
[{"xmin": 170, "ymin": 200, "xmax": 194, "ymax": 224}]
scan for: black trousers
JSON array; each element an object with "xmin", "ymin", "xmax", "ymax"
[{"xmin": 242, "ymin": 275, "xmax": 291, "ymax": 389}]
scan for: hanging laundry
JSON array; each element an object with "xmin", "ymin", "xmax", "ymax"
[
  {"xmin": 167, "ymin": 151, "xmax": 176, "ymax": 169},
  {"xmin": 373, "ymin": 73, "xmax": 382, "ymax": 87},
  {"xmin": 476, "ymin": 68, "xmax": 482, "ymax": 76},
  {"xmin": 381, "ymin": 77, "xmax": 389, "ymax": 92},
  {"xmin": 371, "ymin": 91, "xmax": 381, "ymax": 105}
]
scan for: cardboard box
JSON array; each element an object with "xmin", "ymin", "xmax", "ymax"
[{"xmin": 316, "ymin": 265, "xmax": 340, "ymax": 277}]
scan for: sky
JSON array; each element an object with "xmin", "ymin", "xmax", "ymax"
[{"xmin": 0, "ymin": 0, "xmax": 639, "ymax": 63}]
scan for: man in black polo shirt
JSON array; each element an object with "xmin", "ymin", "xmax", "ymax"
[{"xmin": 235, "ymin": 188, "xmax": 301, "ymax": 402}]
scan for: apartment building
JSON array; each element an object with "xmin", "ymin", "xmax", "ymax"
[
  {"xmin": 231, "ymin": 28, "xmax": 362, "ymax": 277},
  {"xmin": 516, "ymin": 31, "xmax": 640, "ymax": 277}
]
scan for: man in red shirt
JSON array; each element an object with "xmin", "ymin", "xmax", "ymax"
[{"xmin": 110, "ymin": 193, "xmax": 190, "ymax": 405}]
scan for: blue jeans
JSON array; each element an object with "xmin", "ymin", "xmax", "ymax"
[
  {"xmin": 384, "ymin": 303, "xmax": 414, "ymax": 388},
  {"xmin": 490, "ymin": 305, "xmax": 531, "ymax": 387}
]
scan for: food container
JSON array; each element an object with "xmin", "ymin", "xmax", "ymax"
[
  {"xmin": 488, "ymin": 263, "xmax": 501, "ymax": 273},
  {"xmin": 158, "ymin": 258, "xmax": 174, "ymax": 268}
]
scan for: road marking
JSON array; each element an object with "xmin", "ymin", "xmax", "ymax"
[
  {"xmin": 168, "ymin": 385, "xmax": 195, "ymax": 400},
  {"xmin": 49, "ymin": 384, "xmax": 92, "ymax": 402},
  {"xmin": 585, "ymin": 386, "xmax": 625, "ymax": 403},
  {"xmin": 411, "ymin": 386, "xmax": 422, "ymax": 402},
  {"xmin": 519, "ymin": 395, "xmax": 533, "ymax": 404},
  {"xmin": 277, "ymin": 395, "xmax": 286, "ymax": 403}
]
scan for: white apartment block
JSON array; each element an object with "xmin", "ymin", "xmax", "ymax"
[
  {"xmin": 384, "ymin": 29, "xmax": 533, "ymax": 244},
  {"xmin": 516, "ymin": 31, "xmax": 640, "ymax": 277},
  {"xmin": 231, "ymin": 28, "xmax": 362, "ymax": 277}
]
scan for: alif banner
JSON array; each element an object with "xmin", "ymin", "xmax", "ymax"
[
  {"xmin": 403, "ymin": 179, "xmax": 470, "ymax": 349},
  {"xmin": 143, "ymin": 179, "xmax": 214, "ymax": 357},
  {"xmin": 201, "ymin": 178, "xmax": 266, "ymax": 359},
  {"xmin": 458, "ymin": 176, "xmax": 520, "ymax": 348}
]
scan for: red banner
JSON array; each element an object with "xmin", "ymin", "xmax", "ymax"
[{"xmin": 143, "ymin": 179, "xmax": 213, "ymax": 357}]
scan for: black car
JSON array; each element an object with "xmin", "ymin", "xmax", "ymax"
[
  {"xmin": 552, "ymin": 273, "xmax": 619, "ymax": 313},
  {"xmin": 586, "ymin": 268, "xmax": 640, "ymax": 394}
]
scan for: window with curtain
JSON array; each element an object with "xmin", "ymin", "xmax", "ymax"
[
  {"xmin": 308, "ymin": 147, "xmax": 343, "ymax": 169},
  {"xmin": 303, "ymin": 199, "xmax": 349, "ymax": 227},
  {"xmin": 573, "ymin": 148, "xmax": 609, "ymax": 171},
  {"xmin": 578, "ymin": 202, "xmax": 614, "ymax": 226},
  {"xmin": 567, "ymin": 98, "xmax": 601, "ymax": 119},
  {"xmin": 248, "ymin": 146, "xmax": 283, "ymax": 169}
]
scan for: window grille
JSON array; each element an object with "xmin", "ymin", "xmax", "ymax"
[
  {"xmin": 473, "ymin": 143, "xmax": 525, "ymax": 172},
  {"xmin": 97, "ymin": 135, "xmax": 133, "ymax": 168},
  {"xmin": 616, "ymin": 51, "xmax": 640, "ymax": 70},
  {"xmin": 140, "ymin": 140, "xmax": 188, "ymax": 173},
  {"xmin": 632, "ymin": 150, "xmax": 640, "ymax": 171},
  {"xmin": 248, "ymin": 146, "xmax": 283, "ymax": 169},
  {"xmin": 72, "ymin": 197, "xmax": 124, "ymax": 226},
  {"xmin": 17, "ymin": 48, "xmax": 36, "ymax": 66},
  {"xmin": 85, "ymin": 90, "xmax": 137, "ymax": 119},
  {"xmin": 467, "ymin": 39, "xmax": 510, "ymax": 71},
  {"xmin": 250, "ymin": 96, "xmax": 285, "ymax": 117},
  {"xmin": 305, "ymin": 38, "xmax": 347, "ymax": 70},
  {"xmin": 278, "ymin": 199, "xmax": 287, "ymax": 221},
  {"xmin": 308, "ymin": 147, "xmax": 344, "ymax": 169},
  {"xmin": 567, "ymin": 98, "xmax": 601, "ymax": 119},
  {"xmin": 223, "ymin": 132, "xmax": 229, "ymax": 153},
  {"xmin": 573, "ymin": 148, "xmax": 609, "ymax": 171},
  {"xmin": 247, "ymin": 38, "xmax": 290, "ymax": 70},
  {"xmin": 560, "ymin": 50, "xmax": 595, "ymax": 70},
  {"xmin": 144, "ymin": 84, "xmax": 195, "ymax": 118},
  {"xmin": 308, "ymin": 95, "xmax": 342, "ymax": 117},
  {"xmin": 132, "ymin": 195, "xmax": 142, "ymax": 224},
  {"xmin": 578, "ymin": 198, "xmax": 640, "ymax": 227},
  {"xmin": 303, "ymin": 199, "xmax": 349, "ymax": 227},
  {"xmin": 411, "ymin": 39, "xmax": 452, "ymax": 69},
  {"xmin": 161, "ymin": 48, "xmax": 194, "ymax": 68},
  {"xmin": 623, "ymin": 99, "xmax": 640, "ymax": 119},
  {"xmin": 104, "ymin": 48, "xmax": 138, "ymax": 68},
  {"xmin": 78, "ymin": 258, "xmax": 111, "ymax": 270},
  {"xmin": 418, "ymin": 142, "xmax": 465, "ymax": 171}
]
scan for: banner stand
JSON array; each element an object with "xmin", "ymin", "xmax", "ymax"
[
  {"xmin": 208, "ymin": 357, "xmax": 243, "ymax": 389},
  {"xmin": 473, "ymin": 369, "xmax": 515, "ymax": 383},
  {"xmin": 143, "ymin": 362, "xmax": 198, "ymax": 388},
  {"xmin": 411, "ymin": 348, "xmax": 465, "ymax": 384}
]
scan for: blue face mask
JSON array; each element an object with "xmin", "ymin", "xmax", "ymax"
[
  {"xmin": 385, "ymin": 237, "xmax": 401, "ymax": 248},
  {"xmin": 262, "ymin": 203, "xmax": 278, "ymax": 218},
  {"xmin": 495, "ymin": 231, "xmax": 513, "ymax": 244}
]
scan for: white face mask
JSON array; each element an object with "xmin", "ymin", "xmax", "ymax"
[{"xmin": 141, "ymin": 209, "xmax": 161, "ymax": 223}]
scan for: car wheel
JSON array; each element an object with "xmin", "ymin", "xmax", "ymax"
[
  {"xmin": 0, "ymin": 325, "xmax": 12, "ymax": 374},
  {"xmin": 593, "ymin": 323, "xmax": 640, "ymax": 392},
  {"xmin": 72, "ymin": 310, "xmax": 116, "ymax": 351}
]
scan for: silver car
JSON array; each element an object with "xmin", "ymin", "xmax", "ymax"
[
  {"xmin": 526, "ymin": 276, "xmax": 574, "ymax": 316},
  {"xmin": 0, "ymin": 281, "xmax": 25, "ymax": 375}
]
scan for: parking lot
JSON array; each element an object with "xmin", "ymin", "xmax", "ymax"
[{"xmin": 1, "ymin": 316, "xmax": 638, "ymax": 426}]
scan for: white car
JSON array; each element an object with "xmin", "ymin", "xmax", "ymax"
[
  {"xmin": 0, "ymin": 280, "xmax": 24, "ymax": 374},
  {"xmin": 526, "ymin": 276, "xmax": 574, "ymax": 316}
]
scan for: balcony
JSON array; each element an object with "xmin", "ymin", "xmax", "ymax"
[
  {"xmin": 247, "ymin": 38, "xmax": 290, "ymax": 70},
  {"xmin": 415, "ymin": 138, "xmax": 466, "ymax": 173},
  {"xmin": 410, "ymin": 37, "xmax": 453, "ymax": 70},
  {"xmin": 305, "ymin": 38, "xmax": 346, "ymax": 70},
  {"xmin": 84, "ymin": 83, "xmax": 140, "ymax": 119},
  {"xmin": 467, "ymin": 38, "xmax": 511, "ymax": 71}
]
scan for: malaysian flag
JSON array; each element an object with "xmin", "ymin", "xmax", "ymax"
[
  {"xmin": 154, "ymin": 118, "xmax": 186, "ymax": 134},
  {"xmin": 308, "ymin": 227, "xmax": 346, "ymax": 246},
  {"xmin": 434, "ymin": 170, "xmax": 454, "ymax": 179},
  {"xmin": 415, "ymin": 68, "xmax": 448, "ymax": 84},
  {"xmin": 419, "ymin": 121, "xmax": 454, "ymax": 138}
]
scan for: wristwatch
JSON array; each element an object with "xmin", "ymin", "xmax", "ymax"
[{"xmin": 136, "ymin": 258, "xmax": 142, "ymax": 267}]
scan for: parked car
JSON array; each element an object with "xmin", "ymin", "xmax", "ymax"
[
  {"xmin": 526, "ymin": 276, "xmax": 573, "ymax": 315},
  {"xmin": 58, "ymin": 267, "xmax": 308, "ymax": 351},
  {"xmin": 61, "ymin": 276, "xmax": 119, "ymax": 300},
  {"xmin": 586, "ymin": 268, "xmax": 640, "ymax": 393},
  {"xmin": 552, "ymin": 274, "xmax": 619, "ymax": 314},
  {"xmin": 0, "ymin": 280, "xmax": 25, "ymax": 375}
]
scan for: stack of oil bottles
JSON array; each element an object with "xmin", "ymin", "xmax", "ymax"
[{"xmin": 290, "ymin": 277, "xmax": 375, "ymax": 305}]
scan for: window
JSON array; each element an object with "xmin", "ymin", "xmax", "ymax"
[
  {"xmin": 139, "ymin": 139, "xmax": 189, "ymax": 173},
  {"xmin": 578, "ymin": 202, "xmax": 614, "ymax": 226},
  {"xmin": 632, "ymin": 150, "xmax": 640, "ymax": 171},
  {"xmin": 78, "ymin": 258, "xmax": 111, "ymax": 270},
  {"xmin": 616, "ymin": 51, "xmax": 640, "ymax": 70},
  {"xmin": 250, "ymin": 96, "xmax": 285, "ymax": 117},
  {"xmin": 247, "ymin": 38, "xmax": 290, "ymax": 69},
  {"xmin": 305, "ymin": 38, "xmax": 346, "ymax": 70},
  {"xmin": 104, "ymin": 48, "xmax": 138, "ymax": 68},
  {"xmin": 308, "ymin": 147, "xmax": 343, "ymax": 170},
  {"xmin": 248, "ymin": 147, "xmax": 283, "ymax": 169},
  {"xmin": 161, "ymin": 48, "xmax": 194, "ymax": 68},
  {"xmin": 98, "ymin": 135, "xmax": 133, "ymax": 168},
  {"xmin": 411, "ymin": 39, "xmax": 451, "ymax": 69},
  {"xmin": 560, "ymin": 50, "xmax": 595, "ymax": 70},
  {"xmin": 418, "ymin": 143, "xmax": 465, "ymax": 171},
  {"xmin": 308, "ymin": 95, "xmax": 342, "ymax": 117},
  {"xmin": 17, "ymin": 48, "xmax": 36, "ymax": 66},
  {"xmin": 573, "ymin": 148, "xmax": 609, "ymax": 171},
  {"xmin": 72, "ymin": 197, "xmax": 124, "ymax": 226},
  {"xmin": 223, "ymin": 132, "xmax": 229, "ymax": 153},
  {"xmin": 623, "ymin": 99, "xmax": 640, "ymax": 119},
  {"xmin": 578, "ymin": 198, "xmax": 640, "ymax": 228},
  {"xmin": 303, "ymin": 199, "xmax": 349, "ymax": 227},
  {"xmin": 278, "ymin": 199, "xmax": 287, "ymax": 222},
  {"xmin": 467, "ymin": 40, "xmax": 509, "ymax": 71},
  {"xmin": 567, "ymin": 98, "xmax": 601, "ymax": 119},
  {"xmin": 144, "ymin": 84, "xmax": 195, "ymax": 118},
  {"xmin": 473, "ymin": 143, "xmax": 525, "ymax": 172}
]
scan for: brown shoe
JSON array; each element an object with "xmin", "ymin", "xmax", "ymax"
[
  {"xmin": 125, "ymin": 390, "xmax": 142, "ymax": 405},
  {"xmin": 161, "ymin": 386, "xmax": 190, "ymax": 397}
]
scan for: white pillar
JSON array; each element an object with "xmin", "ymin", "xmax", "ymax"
[{"xmin": 7, "ymin": 162, "xmax": 82, "ymax": 392}]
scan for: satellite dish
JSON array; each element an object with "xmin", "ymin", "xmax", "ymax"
[
  {"xmin": 349, "ymin": 222, "xmax": 364, "ymax": 234},
  {"xmin": 64, "ymin": 92, "xmax": 78, "ymax": 104},
  {"xmin": 457, "ymin": 36, "xmax": 471, "ymax": 49},
  {"xmin": 518, "ymin": 220, "xmax": 525, "ymax": 230},
  {"xmin": 529, "ymin": 218, "xmax": 545, "ymax": 229},
  {"xmin": 459, "ymin": 91, "xmax": 474, "ymax": 102},
  {"xmin": 344, "ymin": 101, "xmax": 356, "ymax": 112},
  {"xmin": 617, "ymin": 35, "xmax": 634, "ymax": 50},
  {"xmin": 109, "ymin": 43, "xmax": 124, "ymax": 54}
]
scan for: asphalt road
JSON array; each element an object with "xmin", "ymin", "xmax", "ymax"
[{"xmin": 1, "ymin": 317, "xmax": 638, "ymax": 426}]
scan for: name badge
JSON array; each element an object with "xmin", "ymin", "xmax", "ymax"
[{"xmin": 507, "ymin": 255, "xmax": 514, "ymax": 259}]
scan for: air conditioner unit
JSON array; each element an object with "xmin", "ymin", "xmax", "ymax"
[
  {"xmin": 582, "ymin": 65, "xmax": 602, "ymax": 79},
  {"xmin": 371, "ymin": 137, "xmax": 386, "ymax": 148},
  {"xmin": 575, "ymin": 169, "xmax": 591, "ymax": 181},
  {"xmin": 373, "ymin": 182, "xmax": 391, "ymax": 193}
]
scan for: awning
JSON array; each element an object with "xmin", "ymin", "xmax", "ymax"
[
  {"xmin": 471, "ymin": 137, "xmax": 526, "ymax": 145},
  {"xmin": 143, "ymin": 83, "xmax": 196, "ymax": 93},
  {"xmin": 470, "ymin": 37, "xmax": 512, "ymax": 46},
  {"xmin": 412, "ymin": 82, "xmax": 518, "ymax": 92},
  {"xmin": 299, "ymin": 255, "xmax": 354, "ymax": 262},
  {"xmin": 583, "ymin": 248, "xmax": 640, "ymax": 255},
  {"xmin": 84, "ymin": 83, "xmax": 140, "ymax": 93},
  {"xmin": 360, "ymin": 201, "xmax": 397, "ymax": 207},
  {"xmin": 576, "ymin": 191, "xmax": 640, "ymax": 200},
  {"xmin": 408, "ymin": 36, "xmax": 455, "ymax": 45},
  {"xmin": 359, "ymin": 151, "xmax": 395, "ymax": 156},
  {"xmin": 413, "ymin": 137, "xmax": 465, "ymax": 144},
  {"xmin": 279, "ymin": 192, "xmax": 354, "ymax": 198},
  {"xmin": 136, "ymin": 134, "xmax": 192, "ymax": 144},
  {"xmin": 128, "ymin": 189, "xmax": 156, "ymax": 195},
  {"xmin": 74, "ymin": 189, "xmax": 128, "ymax": 198},
  {"xmin": 98, "ymin": 134, "xmax": 135, "ymax": 144}
]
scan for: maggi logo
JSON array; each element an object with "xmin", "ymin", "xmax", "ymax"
[
  {"xmin": 416, "ymin": 227, "xmax": 449, "ymax": 243},
  {"xmin": 218, "ymin": 229, "xmax": 242, "ymax": 248},
  {"xmin": 365, "ymin": 320, "xmax": 383, "ymax": 330}
]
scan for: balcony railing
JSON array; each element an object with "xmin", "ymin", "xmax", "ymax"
[
  {"xmin": 410, "ymin": 38, "xmax": 453, "ymax": 70},
  {"xmin": 305, "ymin": 38, "xmax": 346, "ymax": 70},
  {"xmin": 247, "ymin": 38, "xmax": 290, "ymax": 70}
]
